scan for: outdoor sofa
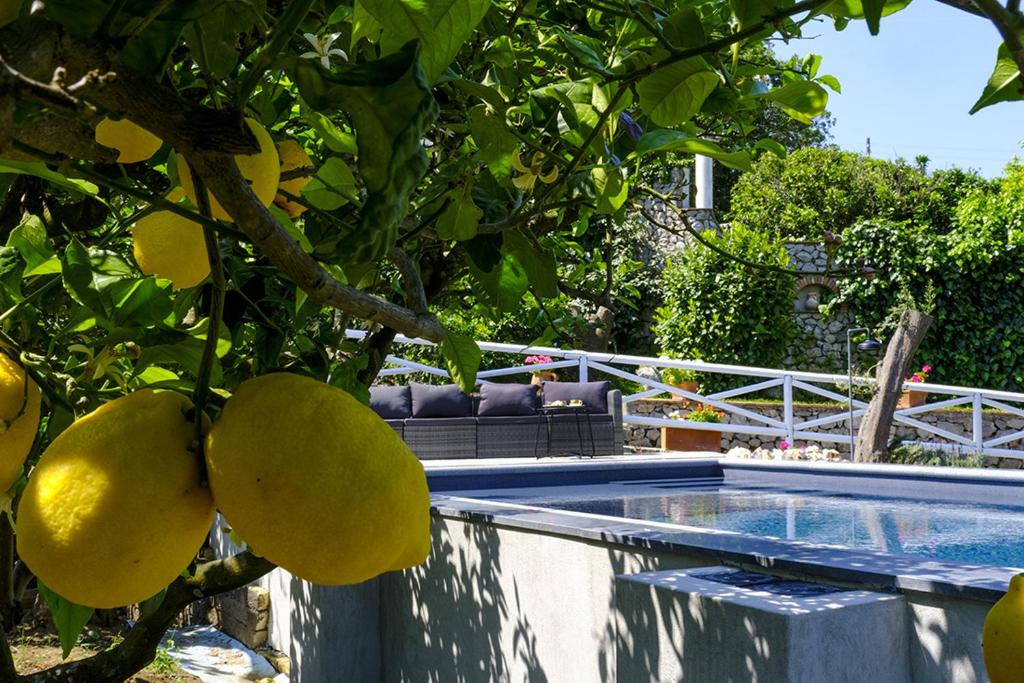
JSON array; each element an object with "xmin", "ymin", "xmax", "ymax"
[{"xmin": 369, "ymin": 381, "xmax": 624, "ymax": 460}]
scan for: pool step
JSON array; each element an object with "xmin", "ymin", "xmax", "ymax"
[{"xmin": 615, "ymin": 566, "xmax": 910, "ymax": 683}]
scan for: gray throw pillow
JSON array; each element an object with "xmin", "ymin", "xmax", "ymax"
[
  {"xmin": 369, "ymin": 385, "xmax": 412, "ymax": 419},
  {"xmin": 477, "ymin": 383, "xmax": 540, "ymax": 417},
  {"xmin": 542, "ymin": 380, "xmax": 610, "ymax": 414},
  {"xmin": 410, "ymin": 383, "xmax": 474, "ymax": 418}
]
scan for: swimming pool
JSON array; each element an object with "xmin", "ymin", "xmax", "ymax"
[
  {"xmin": 404, "ymin": 456, "xmax": 1024, "ymax": 682},
  {"xmin": 477, "ymin": 479, "xmax": 1024, "ymax": 568}
]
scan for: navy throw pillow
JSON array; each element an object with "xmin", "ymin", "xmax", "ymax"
[
  {"xmin": 410, "ymin": 383, "xmax": 474, "ymax": 418},
  {"xmin": 369, "ymin": 385, "xmax": 412, "ymax": 419},
  {"xmin": 542, "ymin": 381, "xmax": 610, "ymax": 414},
  {"xmin": 477, "ymin": 383, "xmax": 540, "ymax": 417}
]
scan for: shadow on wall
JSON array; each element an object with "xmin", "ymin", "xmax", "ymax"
[{"xmin": 381, "ymin": 518, "xmax": 549, "ymax": 683}]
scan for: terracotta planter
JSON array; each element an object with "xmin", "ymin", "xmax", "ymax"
[
  {"xmin": 661, "ymin": 426, "xmax": 721, "ymax": 452},
  {"xmin": 897, "ymin": 390, "xmax": 928, "ymax": 409},
  {"xmin": 672, "ymin": 380, "xmax": 700, "ymax": 399},
  {"xmin": 531, "ymin": 371, "xmax": 559, "ymax": 385}
]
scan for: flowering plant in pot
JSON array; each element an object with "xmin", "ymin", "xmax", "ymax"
[
  {"xmin": 661, "ymin": 367, "xmax": 700, "ymax": 398},
  {"xmin": 524, "ymin": 355, "xmax": 558, "ymax": 384},
  {"xmin": 898, "ymin": 363, "xmax": 933, "ymax": 408},
  {"xmin": 661, "ymin": 403, "xmax": 724, "ymax": 452}
]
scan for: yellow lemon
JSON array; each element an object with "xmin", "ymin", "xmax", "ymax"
[
  {"xmin": 16, "ymin": 390, "xmax": 214, "ymax": 608},
  {"xmin": 204, "ymin": 373, "xmax": 430, "ymax": 585},
  {"xmin": 0, "ymin": 353, "xmax": 40, "ymax": 493},
  {"xmin": 133, "ymin": 210, "xmax": 210, "ymax": 290},
  {"xmin": 94, "ymin": 117, "xmax": 163, "ymax": 164},
  {"xmin": 984, "ymin": 574, "xmax": 1024, "ymax": 683},
  {"xmin": 177, "ymin": 118, "xmax": 280, "ymax": 221},
  {"xmin": 273, "ymin": 140, "xmax": 314, "ymax": 218}
]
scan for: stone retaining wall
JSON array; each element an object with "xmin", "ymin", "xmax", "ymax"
[{"xmin": 625, "ymin": 398, "xmax": 1024, "ymax": 465}]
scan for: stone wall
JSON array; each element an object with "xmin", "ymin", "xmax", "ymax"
[{"xmin": 625, "ymin": 398, "xmax": 1024, "ymax": 465}]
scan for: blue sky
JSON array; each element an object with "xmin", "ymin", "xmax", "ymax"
[{"xmin": 782, "ymin": 1, "xmax": 1023, "ymax": 177}]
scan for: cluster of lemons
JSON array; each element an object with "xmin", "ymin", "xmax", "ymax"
[
  {"xmin": 1, "ymin": 359, "xmax": 429, "ymax": 609},
  {"xmin": 94, "ymin": 116, "xmax": 314, "ymax": 291}
]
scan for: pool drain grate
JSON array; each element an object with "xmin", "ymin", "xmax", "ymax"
[{"xmin": 697, "ymin": 569, "xmax": 849, "ymax": 596}]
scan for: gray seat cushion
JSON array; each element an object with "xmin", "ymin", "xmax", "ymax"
[
  {"xmin": 410, "ymin": 383, "xmax": 473, "ymax": 418},
  {"xmin": 370, "ymin": 385, "xmax": 412, "ymax": 419},
  {"xmin": 542, "ymin": 381, "xmax": 611, "ymax": 414},
  {"xmin": 477, "ymin": 383, "xmax": 540, "ymax": 417}
]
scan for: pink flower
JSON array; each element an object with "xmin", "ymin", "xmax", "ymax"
[
  {"xmin": 921, "ymin": 364, "xmax": 933, "ymax": 373},
  {"xmin": 909, "ymin": 376, "xmax": 923, "ymax": 383},
  {"xmin": 779, "ymin": 440, "xmax": 790, "ymax": 450},
  {"xmin": 525, "ymin": 355, "xmax": 553, "ymax": 365}
]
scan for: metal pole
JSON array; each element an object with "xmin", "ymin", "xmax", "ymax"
[
  {"xmin": 846, "ymin": 327, "xmax": 872, "ymax": 457},
  {"xmin": 848, "ymin": 331, "xmax": 854, "ymax": 455}
]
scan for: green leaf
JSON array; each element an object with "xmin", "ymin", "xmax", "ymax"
[
  {"xmin": 970, "ymin": 43, "xmax": 1023, "ymax": 114},
  {"xmin": 7, "ymin": 216, "xmax": 58, "ymax": 276},
  {"xmin": 0, "ymin": 160, "xmax": 97, "ymax": 196},
  {"xmin": 439, "ymin": 330, "xmax": 480, "ymax": 393},
  {"xmin": 633, "ymin": 131, "xmax": 752, "ymax": 171},
  {"xmin": 817, "ymin": 74, "xmax": 842, "ymax": 93},
  {"xmin": 590, "ymin": 166, "xmax": 628, "ymax": 214},
  {"xmin": 662, "ymin": 8, "xmax": 706, "ymax": 49},
  {"xmin": 637, "ymin": 59, "xmax": 719, "ymax": 127},
  {"xmin": 862, "ymin": 0, "xmax": 883, "ymax": 34},
  {"xmin": 757, "ymin": 80, "xmax": 829, "ymax": 124},
  {"xmin": 503, "ymin": 231, "xmax": 559, "ymax": 299},
  {"xmin": 61, "ymin": 239, "xmax": 108, "ymax": 314},
  {"xmin": 301, "ymin": 157, "xmax": 357, "ymax": 210},
  {"xmin": 38, "ymin": 582, "xmax": 94, "ymax": 659},
  {"xmin": 468, "ymin": 105, "xmax": 517, "ymax": 178},
  {"xmin": 559, "ymin": 32, "xmax": 609, "ymax": 74},
  {"xmin": 301, "ymin": 108, "xmax": 358, "ymax": 154},
  {"xmin": 296, "ymin": 41, "xmax": 438, "ymax": 264},
  {"xmin": 436, "ymin": 185, "xmax": 482, "ymax": 241},
  {"xmin": 358, "ymin": 0, "xmax": 492, "ymax": 83},
  {"xmin": 468, "ymin": 252, "xmax": 529, "ymax": 311}
]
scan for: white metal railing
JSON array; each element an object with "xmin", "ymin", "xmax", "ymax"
[{"xmin": 347, "ymin": 330, "xmax": 1024, "ymax": 460}]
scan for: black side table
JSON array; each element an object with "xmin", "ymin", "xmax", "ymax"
[{"xmin": 534, "ymin": 405, "xmax": 596, "ymax": 458}]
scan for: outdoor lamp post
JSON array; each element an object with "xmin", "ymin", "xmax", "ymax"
[{"xmin": 846, "ymin": 328, "xmax": 883, "ymax": 455}]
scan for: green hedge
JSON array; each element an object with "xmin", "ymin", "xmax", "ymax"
[
  {"xmin": 830, "ymin": 163, "xmax": 1024, "ymax": 390},
  {"xmin": 727, "ymin": 147, "xmax": 991, "ymax": 239},
  {"xmin": 653, "ymin": 224, "xmax": 795, "ymax": 384}
]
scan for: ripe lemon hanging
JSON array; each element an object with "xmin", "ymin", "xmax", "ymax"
[
  {"xmin": 0, "ymin": 353, "xmax": 40, "ymax": 493},
  {"xmin": 94, "ymin": 117, "xmax": 163, "ymax": 164},
  {"xmin": 177, "ymin": 118, "xmax": 280, "ymax": 221},
  {"xmin": 983, "ymin": 574, "xmax": 1024, "ymax": 683},
  {"xmin": 132, "ymin": 210, "xmax": 210, "ymax": 289},
  {"xmin": 16, "ymin": 390, "xmax": 215, "ymax": 609},
  {"xmin": 204, "ymin": 373, "xmax": 430, "ymax": 585},
  {"xmin": 273, "ymin": 140, "xmax": 314, "ymax": 218}
]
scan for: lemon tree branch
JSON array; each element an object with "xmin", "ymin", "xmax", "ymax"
[{"xmin": 16, "ymin": 551, "xmax": 275, "ymax": 682}]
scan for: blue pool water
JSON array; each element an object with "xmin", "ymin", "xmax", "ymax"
[{"xmin": 489, "ymin": 482, "xmax": 1024, "ymax": 568}]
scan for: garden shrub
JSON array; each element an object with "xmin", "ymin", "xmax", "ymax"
[
  {"xmin": 831, "ymin": 162, "xmax": 1024, "ymax": 390},
  {"xmin": 653, "ymin": 224, "xmax": 795, "ymax": 387},
  {"xmin": 727, "ymin": 147, "xmax": 991, "ymax": 239}
]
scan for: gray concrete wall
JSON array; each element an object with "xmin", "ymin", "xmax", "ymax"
[
  {"xmin": 215, "ymin": 511, "xmax": 994, "ymax": 682},
  {"xmin": 375, "ymin": 513, "xmax": 992, "ymax": 683}
]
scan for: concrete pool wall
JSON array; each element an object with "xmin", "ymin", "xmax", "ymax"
[{"xmin": 218, "ymin": 456, "xmax": 1018, "ymax": 682}]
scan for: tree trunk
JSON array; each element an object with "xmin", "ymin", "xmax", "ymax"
[
  {"xmin": 854, "ymin": 309, "xmax": 933, "ymax": 462},
  {"xmin": 580, "ymin": 305, "xmax": 615, "ymax": 352}
]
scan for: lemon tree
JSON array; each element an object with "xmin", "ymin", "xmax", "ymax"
[{"xmin": 0, "ymin": 0, "xmax": 1019, "ymax": 679}]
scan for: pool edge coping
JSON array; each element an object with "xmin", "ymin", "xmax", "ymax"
[{"xmin": 425, "ymin": 455, "xmax": 1023, "ymax": 604}]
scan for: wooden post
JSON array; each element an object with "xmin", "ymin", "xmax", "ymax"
[{"xmin": 855, "ymin": 309, "xmax": 933, "ymax": 462}]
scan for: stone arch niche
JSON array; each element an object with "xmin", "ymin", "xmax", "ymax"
[{"xmin": 793, "ymin": 275, "xmax": 840, "ymax": 314}]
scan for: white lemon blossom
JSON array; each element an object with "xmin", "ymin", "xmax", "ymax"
[{"xmin": 301, "ymin": 32, "xmax": 348, "ymax": 69}]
